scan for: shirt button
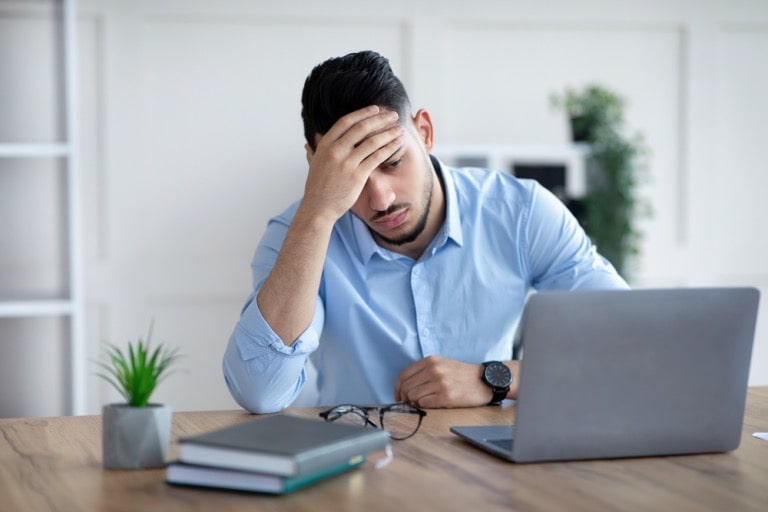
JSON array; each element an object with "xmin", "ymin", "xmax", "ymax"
[
  {"xmin": 422, "ymin": 328, "xmax": 430, "ymax": 336},
  {"xmin": 413, "ymin": 267, "xmax": 420, "ymax": 276}
]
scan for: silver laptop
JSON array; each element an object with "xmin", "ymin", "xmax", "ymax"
[{"xmin": 451, "ymin": 287, "xmax": 760, "ymax": 463}]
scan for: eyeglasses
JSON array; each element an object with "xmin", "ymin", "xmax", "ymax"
[{"xmin": 319, "ymin": 402, "xmax": 427, "ymax": 440}]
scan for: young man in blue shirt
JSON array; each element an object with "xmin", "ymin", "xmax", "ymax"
[{"xmin": 223, "ymin": 50, "xmax": 628, "ymax": 413}]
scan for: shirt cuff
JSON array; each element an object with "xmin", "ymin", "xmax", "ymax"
[{"xmin": 235, "ymin": 296, "xmax": 321, "ymax": 360}]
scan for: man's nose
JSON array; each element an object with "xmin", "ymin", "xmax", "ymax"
[{"xmin": 366, "ymin": 174, "xmax": 396, "ymax": 212}]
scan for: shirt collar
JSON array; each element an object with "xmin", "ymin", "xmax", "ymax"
[
  {"xmin": 350, "ymin": 154, "xmax": 464, "ymax": 264},
  {"xmin": 433, "ymin": 155, "xmax": 464, "ymax": 249}
]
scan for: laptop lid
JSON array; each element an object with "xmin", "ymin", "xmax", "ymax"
[{"xmin": 451, "ymin": 287, "xmax": 760, "ymax": 463}]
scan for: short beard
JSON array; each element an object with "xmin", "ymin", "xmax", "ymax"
[
  {"xmin": 374, "ymin": 159, "xmax": 434, "ymax": 247},
  {"xmin": 375, "ymin": 198, "xmax": 431, "ymax": 246}
]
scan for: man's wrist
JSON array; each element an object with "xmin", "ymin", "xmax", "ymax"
[{"xmin": 295, "ymin": 200, "xmax": 342, "ymax": 230}]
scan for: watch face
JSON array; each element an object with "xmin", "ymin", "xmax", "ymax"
[{"xmin": 484, "ymin": 362, "xmax": 512, "ymax": 387}]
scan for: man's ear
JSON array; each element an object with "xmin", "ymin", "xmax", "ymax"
[
  {"xmin": 304, "ymin": 143, "xmax": 314, "ymax": 164},
  {"xmin": 411, "ymin": 109, "xmax": 434, "ymax": 152}
]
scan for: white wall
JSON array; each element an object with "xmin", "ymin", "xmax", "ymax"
[{"xmin": 2, "ymin": 0, "xmax": 767, "ymax": 415}]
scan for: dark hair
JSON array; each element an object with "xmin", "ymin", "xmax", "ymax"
[{"xmin": 301, "ymin": 50, "xmax": 411, "ymax": 151}]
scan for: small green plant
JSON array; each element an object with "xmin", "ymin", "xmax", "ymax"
[{"xmin": 96, "ymin": 321, "xmax": 182, "ymax": 407}]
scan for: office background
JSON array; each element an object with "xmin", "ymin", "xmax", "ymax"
[{"xmin": 1, "ymin": 0, "xmax": 766, "ymax": 417}]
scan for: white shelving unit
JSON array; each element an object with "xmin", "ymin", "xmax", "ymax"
[
  {"xmin": 433, "ymin": 143, "xmax": 590, "ymax": 199},
  {"xmin": 0, "ymin": 0, "xmax": 84, "ymax": 415}
]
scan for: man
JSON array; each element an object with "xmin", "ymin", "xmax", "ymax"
[{"xmin": 223, "ymin": 50, "xmax": 628, "ymax": 413}]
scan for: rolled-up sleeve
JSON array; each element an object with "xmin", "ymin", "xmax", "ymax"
[{"xmin": 222, "ymin": 203, "xmax": 324, "ymax": 413}]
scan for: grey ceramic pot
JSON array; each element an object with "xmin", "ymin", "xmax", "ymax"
[{"xmin": 102, "ymin": 403, "xmax": 171, "ymax": 469}]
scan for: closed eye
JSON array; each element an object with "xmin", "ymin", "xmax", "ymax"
[
  {"xmin": 380, "ymin": 147, "xmax": 404, "ymax": 170},
  {"xmin": 384, "ymin": 157, "xmax": 403, "ymax": 169}
]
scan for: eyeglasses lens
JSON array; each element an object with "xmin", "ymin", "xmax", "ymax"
[
  {"xmin": 329, "ymin": 406, "xmax": 373, "ymax": 428},
  {"xmin": 381, "ymin": 404, "xmax": 422, "ymax": 440}
]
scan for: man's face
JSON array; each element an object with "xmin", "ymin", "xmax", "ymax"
[{"xmin": 349, "ymin": 114, "xmax": 437, "ymax": 252}]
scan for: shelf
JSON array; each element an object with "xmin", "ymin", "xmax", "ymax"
[
  {"xmin": 433, "ymin": 143, "xmax": 590, "ymax": 199},
  {"xmin": 433, "ymin": 143, "xmax": 590, "ymax": 161},
  {"xmin": 0, "ymin": 299, "xmax": 74, "ymax": 318},
  {"xmin": 0, "ymin": 143, "xmax": 71, "ymax": 158},
  {"xmin": 0, "ymin": 0, "xmax": 84, "ymax": 415}
]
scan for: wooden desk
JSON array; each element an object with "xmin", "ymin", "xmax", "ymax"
[{"xmin": 2, "ymin": 388, "xmax": 767, "ymax": 512}]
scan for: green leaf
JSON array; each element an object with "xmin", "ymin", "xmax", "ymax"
[{"xmin": 93, "ymin": 320, "xmax": 183, "ymax": 407}]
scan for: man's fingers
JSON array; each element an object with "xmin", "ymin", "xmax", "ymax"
[
  {"xmin": 395, "ymin": 360, "xmax": 430, "ymax": 404},
  {"xmin": 314, "ymin": 107, "xmax": 403, "ymax": 172},
  {"xmin": 335, "ymin": 111, "xmax": 400, "ymax": 150},
  {"xmin": 321, "ymin": 105, "xmax": 388, "ymax": 145},
  {"xmin": 322, "ymin": 105, "xmax": 379, "ymax": 139},
  {"xmin": 394, "ymin": 356, "xmax": 499, "ymax": 408},
  {"xmin": 412, "ymin": 392, "xmax": 440, "ymax": 408},
  {"xmin": 354, "ymin": 124, "xmax": 404, "ymax": 163}
]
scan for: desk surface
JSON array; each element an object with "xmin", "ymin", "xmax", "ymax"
[{"xmin": 1, "ymin": 388, "xmax": 767, "ymax": 512}]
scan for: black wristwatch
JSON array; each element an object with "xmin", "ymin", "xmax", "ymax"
[{"xmin": 481, "ymin": 361, "xmax": 512, "ymax": 405}]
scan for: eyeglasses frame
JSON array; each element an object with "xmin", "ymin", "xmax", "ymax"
[{"xmin": 319, "ymin": 402, "xmax": 427, "ymax": 440}]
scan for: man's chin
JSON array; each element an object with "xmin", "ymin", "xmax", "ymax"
[{"xmin": 374, "ymin": 226, "xmax": 422, "ymax": 247}]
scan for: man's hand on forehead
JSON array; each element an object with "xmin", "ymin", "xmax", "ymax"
[
  {"xmin": 352, "ymin": 108, "xmax": 405, "ymax": 148},
  {"xmin": 301, "ymin": 105, "xmax": 405, "ymax": 222},
  {"xmin": 330, "ymin": 106, "xmax": 401, "ymax": 154}
]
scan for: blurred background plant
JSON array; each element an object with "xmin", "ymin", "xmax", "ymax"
[{"xmin": 551, "ymin": 84, "xmax": 651, "ymax": 281}]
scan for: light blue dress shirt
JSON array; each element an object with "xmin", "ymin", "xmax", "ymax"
[{"xmin": 223, "ymin": 158, "xmax": 628, "ymax": 413}]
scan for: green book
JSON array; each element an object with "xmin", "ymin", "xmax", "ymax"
[
  {"xmin": 165, "ymin": 455, "xmax": 366, "ymax": 494},
  {"xmin": 178, "ymin": 414, "xmax": 390, "ymax": 476}
]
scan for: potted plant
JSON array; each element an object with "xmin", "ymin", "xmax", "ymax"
[
  {"xmin": 96, "ymin": 321, "xmax": 182, "ymax": 469},
  {"xmin": 551, "ymin": 84, "xmax": 650, "ymax": 280},
  {"xmin": 551, "ymin": 84, "xmax": 626, "ymax": 143}
]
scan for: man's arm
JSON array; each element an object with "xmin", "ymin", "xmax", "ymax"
[
  {"xmin": 258, "ymin": 106, "xmax": 404, "ymax": 345},
  {"xmin": 395, "ymin": 356, "xmax": 520, "ymax": 407},
  {"xmin": 223, "ymin": 107, "xmax": 405, "ymax": 414},
  {"xmin": 223, "ymin": 211, "xmax": 324, "ymax": 413},
  {"xmin": 527, "ymin": 183, "xmax": 629, "ymax": 290}
]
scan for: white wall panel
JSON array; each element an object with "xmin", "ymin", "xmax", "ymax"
[
  {"xmin": 0, "ymin": 318, "xmax": 68, "ymax": 417},
  {"xmin": 713, "ymin": 27, "xmax": 768, "ymax": 276},
  {"xmin": 0, "ymin": 159, "xmax": 68, "ymax": 297},
  {"xmin": 116, "ymin": 17, "xmax": 406, "ymax": 297},
  {"xmin": 0, "ymin": 8, "xmax": 62, "ymax": 142}
]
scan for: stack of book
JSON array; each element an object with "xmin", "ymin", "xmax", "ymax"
[{"xmin": 166, "ymin": 414, "xmax": 390, "ymax": 494}]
